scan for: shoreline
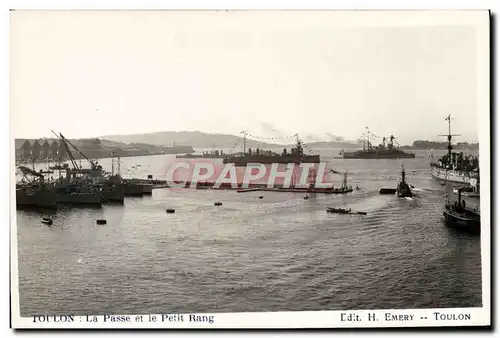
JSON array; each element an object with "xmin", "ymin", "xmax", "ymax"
[{"xmin": 14, "ymin": 151, "xmax": 191, "ymax": 164}]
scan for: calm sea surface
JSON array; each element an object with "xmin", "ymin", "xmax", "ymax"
[{"xmin": 15, "ymin": 148, "xmax": 482, "ymax": 316}]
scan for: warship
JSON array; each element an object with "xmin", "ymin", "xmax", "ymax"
[
  {"xmin": 16, "ymin": 167, "xmax": 57, "ymax": 208},
  {"xmin": 430, "ymin": 115, "xmax": 479, "ymax": 185},
  {"xmin": 340, "ymin": 128, "xmax": 415, "ymax": 159},
  {"xmin": 223, "ymin": 133, "xmax": 320, "ymax": 166}
]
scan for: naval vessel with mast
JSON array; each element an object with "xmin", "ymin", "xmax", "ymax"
[
  {"xmin": 430, "ymin": 114, "xmax": 479, "ymax": 187},
  {"xmin": 340, "ymin": 127, "xmax": 415, "ymax": 159},
  {"xmin": 223, "ymin": 131, "xmax": 320, "ymax": 166}
]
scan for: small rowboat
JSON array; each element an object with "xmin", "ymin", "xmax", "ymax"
[
  {"xmin": 41, "ymin": 217, "xmax": 53, "ymax": 225},
  {"xmin": 326, "ymin": 207, "xmax": 367, "ymax": 215}
]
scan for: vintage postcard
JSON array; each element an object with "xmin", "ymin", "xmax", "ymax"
[{"xmin": 9, "ymin": 9, "xmax": 490, "ymax": 329}]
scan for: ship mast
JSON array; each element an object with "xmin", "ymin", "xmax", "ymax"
[
  {"xmin": 240, "ymin": 130, "xmax": 248, "ymax": 154},
  {"xmin": 365, "ymin": 127, "xmax": 370, "ymax": 150},
  {"xmin": 439, "ymin": 114, "xmax": 460, "ymax": 158}
]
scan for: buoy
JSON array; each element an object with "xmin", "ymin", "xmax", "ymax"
[
  {"xmin": 214, "ymin": 202, "xmax": 222, "ymax": 206},
  {"xmin": 166, "ymin": 208, "xmax": 175, "ymax": 213},
  {"xmin": 96, "ymin": 219, "xmax": 107, "ymax": 225}
]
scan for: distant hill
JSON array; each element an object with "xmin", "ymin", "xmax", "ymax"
[
  {"xmin": 100, "ymin": 130, "xmax": 363, "ymax": 150},
  {"xmin": 403, "ymin": 140, "xmax": 479, "ymax": 150},
  {"xmin": 100, "ymin": 131, "xmax": 281, "ymax": 149},
  {"xmin": 301, "ymin": 141, "xmax": 360, "ymax": 149}
]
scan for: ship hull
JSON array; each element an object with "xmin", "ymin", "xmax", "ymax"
[
  {"xmin": 163, "ymin": 146, "xmax": 195, "ymax": 154},
  {"xmin": 223, "ymin": 155, "xmax": 320, "ymax": 166},
  {"xmin": 140, "ymin": 184, "xmax": 153, "ymax": 195},
  {"xmin": 431, "ymin": 167, "xmax": 477, "ymax": 185},
  {"xmin": 123, "ymin": 184, "xmax": 145, "ymax": 196},
  {"xmin": 57, "ymin": 193, "xmax": 101, "ymax": 205},
  {"xmin": 100, "ymin": 185, "xmax": 125, "ymax": 203},
  {"xmin": 342, "ymin": 151, "xmax": 415, "ymax": 159},
  {"xmin": 176, "ymin": 154, "xmax": 224, "ymax": 159},
  {"xmin": 442, "ymin": 207, "xmax": 480, "ymax": 233},
  {"xmin": 16, "ymin": 187, "xmax": 57, "ymax": 208}
]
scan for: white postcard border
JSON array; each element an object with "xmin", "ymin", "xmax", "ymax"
[{"xmin": 8, "ymin": 8, "xmax": 491, "ymax": 329}]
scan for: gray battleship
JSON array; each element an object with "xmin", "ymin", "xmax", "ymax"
[
  {"xmin": 340, "ymin": 129, "xmax": 415, "ymax": 159},
  {"xmin": 223, "ymin": 133, "xmax": 320, "ymax": 166}
]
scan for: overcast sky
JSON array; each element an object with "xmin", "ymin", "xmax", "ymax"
[{"xmin": 10, "ymin": 10, "xmax": 486, "ymax": 144}]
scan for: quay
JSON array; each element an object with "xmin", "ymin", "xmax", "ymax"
[{"xmin": 163, "ymin": 181, "xmax": 353, "ymax": 194}]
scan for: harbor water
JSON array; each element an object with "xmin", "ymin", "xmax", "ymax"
[{"xmin": 15, "ymin": 148, "xmax": 482, "ymax": 316}]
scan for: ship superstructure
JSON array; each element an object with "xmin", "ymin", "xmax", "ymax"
[
  {"xmin": 430, "ymin": 115, "xmax": 479, "ymax": 185},
  {"xmin": 340, "ymin": 128, "xmax": 415, "ymax": 159},
  {"xmin": 223, "ymin": 132, "xmax": 320, "ymax": 166}
]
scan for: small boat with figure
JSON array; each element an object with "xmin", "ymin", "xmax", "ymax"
[
  {"xmin": 327, "ymin": 207, "xmax": 351, "ymax": 214},
  {"xmin": 443, "ymin": 187, "xmax": 480, "ymax": 233},
  {"xmin": 326, "ymin": 207, "xmax": 367, "ymax": 215}
]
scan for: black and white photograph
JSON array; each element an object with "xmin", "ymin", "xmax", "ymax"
[{"xmin": 9, "ymin": 9, "xmax": 490, "ymax": 329}]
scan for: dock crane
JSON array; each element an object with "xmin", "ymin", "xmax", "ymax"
[
  {"xmin": 51, "ymin": 130, "xmax": 80, "ymax": 172},
  {"xmin": 51, "ymin": 130, "xmax": 101, "ymax": 171}
]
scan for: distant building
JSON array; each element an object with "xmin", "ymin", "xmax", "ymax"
[
  {"xmin": 29, "ymin": 140, "xmax": 42, "ymax": 160},
  {"xmin": 40, "ymin": 139, "xmax": 51, "ymax": 160},
  {"xmin": 49, "ymin": 139, "xmax": 61, "ymax": 160},
  {"xmin": 19, "ymin": 140, "xmax": 31, "ymax": 160}
]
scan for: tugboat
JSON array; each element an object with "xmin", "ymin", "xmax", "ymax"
[
  {"xmin": 340, "ymin": 128, "xmax": 415, "ymax": 159},
  {"xmin": 430, "ymin": 114, "xmax": 479, "ymax": 185},
  {"xmin": 331, "ymin": 171, "xmax": 354, "ymax": 194},
  {"xmin": 223, "ymin": 132, "xmax": 320, "ymax": 166},
  {"xmin": 443, "ymin": 187, "xmax": 480, "ymax": 233},
  {"xmin": 396, "ymin": 164, "xmax": 413, "ymax": 198}
]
